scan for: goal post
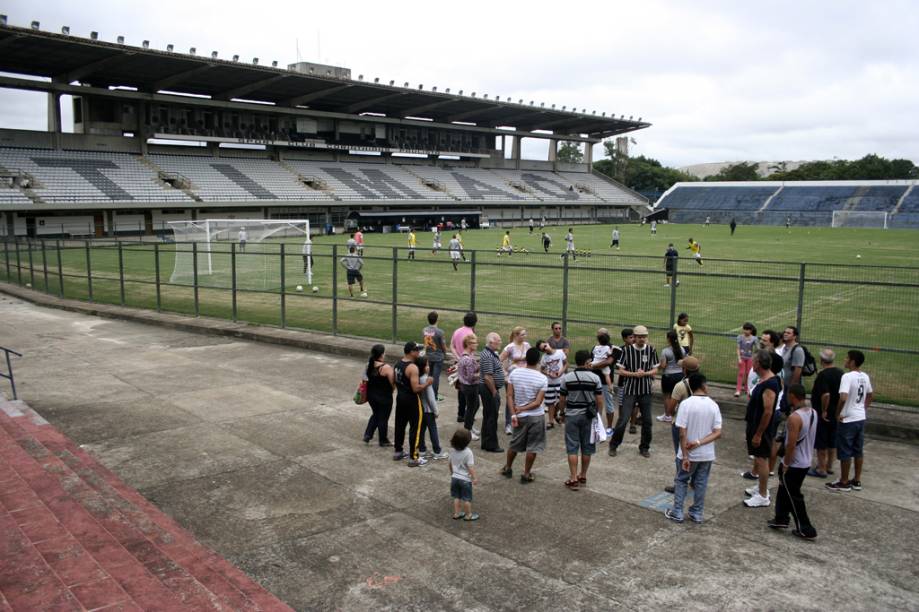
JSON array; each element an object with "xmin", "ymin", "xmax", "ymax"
[
  {"xmin": 168, "ymin": 219, "xmax": 312, "ymax": 289},
  {"xmin": 831, "ymin": 210, "xmax": 888, "ymax": 229}
]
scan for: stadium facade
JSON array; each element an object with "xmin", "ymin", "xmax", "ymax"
[{"xmin": 0, "ymin": 18, "xmax": 650, "ymax": 237}]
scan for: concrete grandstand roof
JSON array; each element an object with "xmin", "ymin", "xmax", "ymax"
[{"xmin": 0, "ymin": 24, "xmax": 650, "ymax": 139}]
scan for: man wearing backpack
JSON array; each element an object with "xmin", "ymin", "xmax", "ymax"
[{"xmin": 770, "ymin": 326, "xmax": 811, "ymax": 478}]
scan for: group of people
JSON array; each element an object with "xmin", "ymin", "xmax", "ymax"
[{"xmin": 358, "ymin": 312, "xmax": 872, "ymax": 532}]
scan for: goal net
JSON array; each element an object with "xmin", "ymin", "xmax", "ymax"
[
  {"xmin": 831, "ymin": 210, "xmax": 888, "ymax": 229},
  {"xmin": 168, "ymin": 219, "xmax": 312, "ymax": 290}
]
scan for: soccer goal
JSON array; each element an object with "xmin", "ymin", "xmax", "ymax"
[
  {"xmin": 831, "ymin": 210, "xmax": 888, "ymax": 229},
  {"xmin": 168, "ymin": 219, "xmax": 313, "ymax": 289}
]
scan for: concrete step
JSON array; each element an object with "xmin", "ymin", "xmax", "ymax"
[{"xmin": 0, "ymin": 398, "xmax": 292, "ymax": 611}]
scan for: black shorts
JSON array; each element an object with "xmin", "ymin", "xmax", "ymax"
[
  {"xmin": 815, "ymin": 417, "xmax": 837, "ymax": 450},
  {"xmin": 346, "ymin": 270, "xmax": 363, "ymax": 284},
  {"xmin": 661, "ymin": 373, "xmax": 682, "ymax": 396},
  {"xmin": 746, "ymin": 423, "xmax": 774, "ymax": 458}
]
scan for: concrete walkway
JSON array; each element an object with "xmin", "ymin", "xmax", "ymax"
[{"xmin": 1, "ymin": 292, "xmax": 918, "ymax": 610}]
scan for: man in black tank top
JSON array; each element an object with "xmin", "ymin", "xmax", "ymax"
[
  {"xmin": 393, "ymin": 342, "xmax": 431, "ymax": 467},
  {"xmin": 744, "ymin": 350, "xmax": 780, "ymax": 508}
]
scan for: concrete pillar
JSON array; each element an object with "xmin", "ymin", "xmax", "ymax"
[
  {"xmin": 4, "ymin": 212, "xmax": 13, "ymax": 237},
  {"xmin": 47, "ymin": 92, "xmax": 63, "ymax": 150},
  {"xmin": 138, "ymin": 101, "xmax": 149, "ymax": 155},
  {"xmin": 585, "ymin": 141, "xmax": 594, "ymax": 167},
  {"xmin": 547, "ymin": 139, "xmax": 558, "ymax": 162},
  {"xmin": 512, "ymin": 136, "xmax": 521, "ymax": 170},
  {"xmin": 105, "ymin": 210, "xmax": 115, "ymax": 237}
]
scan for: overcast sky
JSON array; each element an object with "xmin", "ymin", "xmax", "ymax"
[{"xmin": 1, "ymin": 0, "xmax": 917, "ymax": 167}]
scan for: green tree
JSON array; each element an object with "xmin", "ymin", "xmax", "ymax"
[
  {"xmin": 557, "ymin": 141, "xmax": 584, "ymax": 163},
  {"xmin": 767, "ymin": 155, "xmax": 918, "ymax": 181},
  {"xmin": 704, "ymin": 162, "xmax": 760, "ymax": 182},
  {"xmin": 596, "ymin": 142, "xmax": 697, "ymax": 193}
]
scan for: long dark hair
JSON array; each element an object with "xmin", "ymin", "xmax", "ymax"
[
  {"xmin": 367, "ymin": 344, "xmax": 385, "ymax": 378},
  {"xmin": 666, "ymin": 329, "xmax": 683, "ymax": 359}
]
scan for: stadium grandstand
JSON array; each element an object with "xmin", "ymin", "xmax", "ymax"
[
  {"xmin": 0, "ymin": 18, "xmax": 649, "ymax": 238},
  {"xmin": 652, "ymin": 180, "xmax": 919, "ymax": 229}
]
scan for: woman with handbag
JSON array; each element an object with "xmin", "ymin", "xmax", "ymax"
[{"xmin": 363, "ymin": 344, "xmax": 395, "ymax": 446}]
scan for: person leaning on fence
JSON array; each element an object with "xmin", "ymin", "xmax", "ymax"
[
  {"xmin": 339, "ymin": 246, "xmax": 365, "ymax": 297},
  {"xmin": 558, "ymin": 350, "xmax": 604, "ymax": 491}
]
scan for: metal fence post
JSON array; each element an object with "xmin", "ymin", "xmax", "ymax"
[
  {"xmin": 85, "ymin": 241, "xmax": 93, "ymax": 301},
  {"xmin": 469, "ymin": 250, "xmax": 476, "ymax": 311},
  {"xmin": 192, "ymin": 242, "xmax": 199, "ymax": 317},
  {"xmin": 56, "ymin": 240, "xmax": 64, "ymax": 297},
  {"xmin": 41, "ymin": 240, "xmax": 49, "ymax": 293},
  {"xmin": 796, "ymin": 262, "xmax": 806, "ymax": 335},
  {"xmin": 280, "ymin": 243, "xmax": 286, "ymax": 328},
  {"xmin": 3, "ymin": 240, "xmax": 9, "ymax": 280},
  {"xmin": 392, "ymin": 247, "xmax": 398, "ymax": 343},
  {"xmin": 14, "ymin": 240, "xmax": 21, "ymax": 285},
  {"xmin": 117, "ymin": 241, "xmax": 125, "ymax": 305},
  {"xmin": 669, "ymin": 256, "xmax": 679, "ymax": 327},
  {"xmin": 331, "ymin": 244, "xmax": 338, "ymax": 335},
  {"xmin": 231, "ymin": 243, "xmax": 237, "ymax": 322},
  {"xmin": 27, "ymin": 239, "xmax": 34, "ymax": 288},
  {"xmin": 561, "ymin": 252, "xmax": 570, "ymax": 336},
  {"xmin": 154, "ymin": 243, "xmax": 161, "ymax": 311}
]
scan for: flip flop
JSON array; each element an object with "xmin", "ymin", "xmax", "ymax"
[
  {"xmin": 564, "ymin": 479, "xmax": 579, "ymax": 490},
  {"xmin": 577, "ymin": 476, "xmax": 587, "ymax": 484},
  {"xmin": 500, "ymin": 467, "xmax": 513, "ymax": 478},
  {"xmin": 464, "ymin": 513, "xmax": 480, "ymax": 521},
  {"xmin": 452, "ymin": 512, "xmax": 465, "ymax": 520}
]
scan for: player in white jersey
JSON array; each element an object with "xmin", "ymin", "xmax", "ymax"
[
  {"xmin": 565, "ymin": 228, "xmax": 576, "ymax": 261},
  {"xmin": 448, "ymin": 235, "xmax": 463, "ymax": 271}
]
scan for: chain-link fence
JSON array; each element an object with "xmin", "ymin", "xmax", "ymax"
[{"xmin": 2, "ymin": 237, "xmax": 917, "ymax": 406}]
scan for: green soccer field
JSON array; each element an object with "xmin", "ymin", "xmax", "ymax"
[{"xmin": 3, "ymin": 222, "xmax": 917, "ymax": 405}]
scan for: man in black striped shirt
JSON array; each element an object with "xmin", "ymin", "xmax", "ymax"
[{"xmin": 610, "ymin": 325, "xmax": 659, "ymax": 457}]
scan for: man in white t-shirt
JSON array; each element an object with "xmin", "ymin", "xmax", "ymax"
[
  {"xmin": 665, "ymin": 373, "xmax": 722, "ymax": 524},
  {"xmin": 565, "ymin": 228, "xmax": 576, "ymax": 260},
  {"xmin": 500, "ymin": 348, "xmax": 548, "ymax": 484},
  {"xmin": 826, "ymin": 350, "xmax": 873, "ymax": 492},
  {"xmin": 238, "ymin": 227, "xmax": 248, "ymax": 252}
]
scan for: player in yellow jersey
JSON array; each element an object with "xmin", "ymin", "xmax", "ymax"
[
  {"xmin": 408, "ymin": 228, "xmax": 417, "ymax": 260},
  {"xmin": 499, "ymin": 230, "xmax": 512, "ymax": 256},
  {"xmin": 687, "ymin": 237, "xmax": 703, "ymax": 266}
]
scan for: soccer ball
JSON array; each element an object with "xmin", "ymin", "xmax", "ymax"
[
  {"xmin": 360, "ymin": 291, "xmax": 368, "ymax": 297},
  {"xmin": 312, "ymin": 286, "xmax": 319, "ymax": 293},
  {"xmin": 856, "ymin": 254, "xmax": 862, "ymax": 259},
  {"xmin": 296, "ymin": 285, "xmax": 303, "ymax": 292}
]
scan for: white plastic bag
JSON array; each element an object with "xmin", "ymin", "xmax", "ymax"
[{"xmin": 591, "ymin": 411, "xmax": 608, "ymax": 444}]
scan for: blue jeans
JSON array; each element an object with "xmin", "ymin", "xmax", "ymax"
[
  {"xmin": 418, "ymin": 412, "xmax": 442, "ymax": 454},
  {"xmin": 429, "ymin": 360, "xmax": 443, "ymax": 397},
  {"xmin": 602, "ymin": 385, "xmax": 615, "ymax": 415},
  {"xmin": 671, "ymin": 459, "xmax": 712, "ymax": 522}
]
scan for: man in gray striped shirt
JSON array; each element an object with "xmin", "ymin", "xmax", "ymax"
[
  {"xmin": 611, "ymin": 325, "xmax": 659, "ymax": 458},
  {"xmin": 478, "ymin": 332, "xmax": 505, "ymax": 453}
]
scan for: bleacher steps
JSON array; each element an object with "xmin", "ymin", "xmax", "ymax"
[
  {"xmin": 892, "ymin": 184, "xmax": 915, "ymax": 217},
  {"xmin": 757, "ymin": 185, "xmax": 783, "ymax": 213},
  {"xmin": 0, "ymin": 394, "xmax": 292, "ymax": 611}
]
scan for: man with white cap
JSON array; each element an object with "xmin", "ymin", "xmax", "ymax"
[{"xmin": 610, "ymin": 325, "xmax": 659, "ymax": 457}]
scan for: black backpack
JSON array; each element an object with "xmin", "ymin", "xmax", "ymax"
[{"xmin": 793, "ymin": 344, "xmax": 817, "ymax": 377}]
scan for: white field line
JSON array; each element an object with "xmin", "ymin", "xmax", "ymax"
[{"xmin": 726, "ymin": 284, "xmax": 866, "ymax": 333}]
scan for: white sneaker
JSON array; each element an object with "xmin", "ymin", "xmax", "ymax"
[
  {"xmin": 505, "ymin": 425, "xmax": 513, "ymax": 435},
  {"xmin": 471, "ymin": 427, "xmax": 481, "ymax": 436},
  {"xmin": 743, "ymin": 492, "xmax": 771, "ymax": 507},
  {"xmin": 655, "ymin": 414, "xmax": 672, "ymax": 422},
  {"xmin": 471, "ymin": 431, "xmax": 481, "ymax": 441},
  {"xmin": 432, "ymin": 451, "xmax": 449, "ymax": 460},
  {"xmin": 744, "ymin": 486, "xmax": 768, "ymax": 497}
]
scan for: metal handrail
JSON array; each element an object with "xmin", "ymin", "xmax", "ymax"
[{"xmin": 0, "ymin": 345, "xmax": 22, "ymax": 400}]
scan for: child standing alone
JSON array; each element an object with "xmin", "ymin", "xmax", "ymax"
[{"xmin": 449, "ymin": 429, "xmax": 479, "ymax": 521}]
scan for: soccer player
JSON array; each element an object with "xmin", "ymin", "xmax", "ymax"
[
  {"xmin": 687, "ymin": 238, "xmax": 703, "ymax": 266},
  {"xmin": 529, "ymin": 218, "xmax": 534, "ymax": 234},
  {"xmin": 407, "ymin": 228, "xmax": 417, "ymax": 260},
  {"xmin": 650, "ymin": 220, "xmax": 657, "ymax": 235},
  {"xmin": 665, "ymin": 243, "xmax": 679, "ymax": 286},
  {"xmin": 457, "ymin": 232, "xmax": 467, "ymax": 261},
  {"xmin": 610, "ymin": 227, "xmax": 620, "ymax": 250},
  {"xmin": 565, "ymin": 228, "xmax": 576, "ymax": 261},
  {"xmin": 704, "ymin": 216, "xmax": 711, "ymax": 227},
  {"xmin": 499, "ymin": 230, "xmax": 512, "ymax": 256},
  {"xmin": 346, "ymin": 232, "xmax": 357, "ymax": 252},
  {"xmin": 542, "ymin": 231, "xmax": 552, "ymax": 253},
  {"xmin": 238, "ymin": 227, "xmax": 248, "ymax": 252},
  {"xmin": 460, "ymin": 217, "xmax": 468, "ymax": 232},
  {"xmin": 339, "ymin": 246, "xmax": 365, "ymax": 297},
  {"xmin": 448, "ymin": 234, "xmax": 463, "ymax": 271},
  {"xmin": 432, "ymin": 227, "xmax": 442, "ymax": 254},
  {"xmin": 354, "ymin": 228, "xmax": 364, "ymax": 255}
]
